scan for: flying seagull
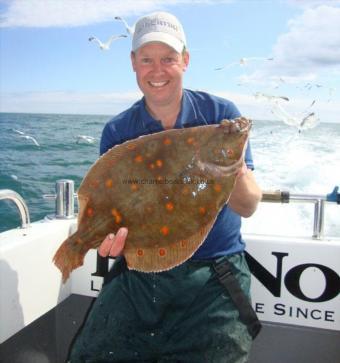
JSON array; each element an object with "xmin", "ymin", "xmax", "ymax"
[
  {"xmin": 76, "ymin": 135, "xmax": 97, "ymax": 144},
  {"xmin": 12, "ymin": 128, "xmax": 25, "ymax": 135},
  {"xmin": 271, "ymin": 103, "xmax": 319, "ymax": 132},
  {"xmin": 13, "ymin": 129, "xmax": 40, "ymax": 146},
  {"xmin": 19, "ymin": 135, "xmax": 40, "ymax": 147},
  {"xmin": 114, "ymin": 16, "xmax": 135, "ymax": 35},
  {"xmin": 215, "ymin": 57, "xmax": 274, "ymax": 71},
  {"xmin": 254, "ymin": 92, "xmax": 289, "ymax": 102},
  {"xmin": 88, "ymin": 34, "xmax": 127, "ymax": 50}
]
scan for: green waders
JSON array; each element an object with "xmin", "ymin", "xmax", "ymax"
[{"xmin": 69, "ymin": 253, "xmax": 256, "ymax": 363}]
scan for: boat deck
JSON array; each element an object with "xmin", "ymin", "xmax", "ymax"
[{"xmin": 1, "ymin": 294, "xmax": 339, "ymax": 363}]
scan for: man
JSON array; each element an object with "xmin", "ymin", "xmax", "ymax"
[{"xmin": 70, "ymin": 11, "xmax": 262, "ymax": 363}]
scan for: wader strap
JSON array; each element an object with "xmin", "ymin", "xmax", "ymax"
[
  {"xmin": 103, "ymin": 256, "xmax": 128, "ymax": 285},
  {"xmin": 213, "ymin": 257, "xmax": 262, "ymax": 339}
]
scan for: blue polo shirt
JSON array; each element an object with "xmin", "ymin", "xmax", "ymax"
[{"xmin": 100, "ymin": 89, "xmax": 254, "ymax": 258}]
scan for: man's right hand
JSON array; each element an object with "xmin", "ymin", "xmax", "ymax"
[{"xmin": 98, "ymin": 227, "xmax": 128, "ymax": 258}]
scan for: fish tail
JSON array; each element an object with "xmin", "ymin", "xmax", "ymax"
[{"xmin": 53, "ymin": 236, "xmax": 86, "ymax": 283}]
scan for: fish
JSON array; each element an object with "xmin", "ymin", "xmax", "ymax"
[{"xmin": 53, "ymin": 117, "xmax": 251, "ymax": 282}]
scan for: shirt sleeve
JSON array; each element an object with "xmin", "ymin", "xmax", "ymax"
[{"xmin": 100, "ymin": 122, "xmax": 121, "ymax": 155}]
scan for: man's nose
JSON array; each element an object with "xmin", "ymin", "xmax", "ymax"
[{"xmin": 152, "ymin": 60, "xmax": 165, "ymax": 73}]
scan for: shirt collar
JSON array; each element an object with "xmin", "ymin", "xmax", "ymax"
[
  {"xmin": 138, "ymin": 89, "xmax": 200, "ymax": 131},
  {"xmin": 139, "ymin": 98, "xmax": 163, "ymax": 132},
  {"xmin": 174, "ymin": 89, "xmax": 199, "ymax": 128}
]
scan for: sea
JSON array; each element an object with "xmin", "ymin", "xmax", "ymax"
[{"xmin": 0, "ymin": 112, "xmax": 339, "ymax": 237}]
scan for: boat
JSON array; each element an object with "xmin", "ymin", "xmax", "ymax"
[{"xmin": 0, "ymin": 180, "xmax": 339, "ymax": 363}]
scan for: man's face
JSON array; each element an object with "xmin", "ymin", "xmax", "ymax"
[{"xmin": 131, "ymin": 42, "xmax": 189, "ymax": 108}]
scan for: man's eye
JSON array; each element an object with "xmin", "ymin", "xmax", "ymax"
[
  {"xmin": 141, "ymin": 58, "xmax": 152, "ymax": 64},
  {"xmin": 162, "ymin": 57, "xmax": 175, "ymax": 65}
]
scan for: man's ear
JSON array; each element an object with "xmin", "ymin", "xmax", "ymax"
[
  {"xmin": 131, "ymin": 51, "xmax": 136, "ymax": 72},
  {"xmin": 182, "ymin": 51, "xmax": 190, "ymax": 71}
]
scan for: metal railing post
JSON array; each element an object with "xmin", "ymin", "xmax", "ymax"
[
  {"xmin": 55, "ymin": 180, "xmax": 75, "ymax": 219},
  {"xmin": 0, "ymin": 190, "xmax": 30, "ymax": 229}
]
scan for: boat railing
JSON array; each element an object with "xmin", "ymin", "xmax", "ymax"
[
  {"xmin": 262, "ymin": 186, "xmax": 340, "ymax": 239},
  {"xmin": 43, "ymin": 179, "xmax": 76, "ymax": 219},
  {"xmin": 0, "ymin": 189, "xmax": 30, "ymax": 228}
]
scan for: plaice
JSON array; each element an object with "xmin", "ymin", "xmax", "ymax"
[{"xmin": 53, "ymin": 117, "xmax": 251, "ymax": 282}]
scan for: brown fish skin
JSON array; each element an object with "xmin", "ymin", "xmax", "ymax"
[{"xmin": 53, "ymin": 117, "xmax": 251, "ymax": 282}]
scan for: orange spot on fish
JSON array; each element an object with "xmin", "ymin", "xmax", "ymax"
[
  {"xmin": 86, "ymin": 207, "xmax": 94, "ymax": 217},
  {"xmin": 180, "ymin": 240, "xmax": 187, "ymax": 248},
  {"xmin": 181, "ymin": 186, "xmax": 190, "ymax": 195},
  {"xmin": 76, "ymin": 238, "xmax": 82, "ymax": 245},
  {"xmin": 130, "ymin": 184, "xmax": 139, "ymax": 191},
  {"xmin": 148, "ymin": 163, "xmax": 155, "ymax": 170},
  {"xmin": 163, "ymin": 137, "xmax": 172, "ymax": 146},
  {"xmin": 111, "ymin": 208, "xmax": 122, "ymax": 224},
  {"xmin": 127, "ymin": 143, "xmax": 136, "ymax": 150},
  {"xmin": 227, "ymin": 149, "xmax": 234, "ymax": 157},
  {"xmin": 156, "ymin": 159, "xmax": 163, "ymax": 168},
  {"xmin": 165, "ymin": 202, "xmax": 174, "ymax": 211},
  {"xmin": 137, "ymin": 249, "xmax": 144, "ymax": 257},
  {"xmin": 198, "ymin": 206, "xmax": 206, "ymax": 215},
  {"xmin": 187, "ymin": 137, "xmax": 195, "ymax": 145},
  {"xmin": 105, "ymin": 179, "xmax": 113, "ymax": 188},
  {"xmin": 159, "ymin": 248, "xmax": 166, "ymax": 257},
  {"xmin": 160, "ymin": 225, "xmax": 170, "ymax": 236},
  {"xmin": 134, "ymin": 154, "xmax": 143, "ymax": 163},
  {"xmin": 214, "ymin": 184, "xmax": 222, "ymax": 193}
]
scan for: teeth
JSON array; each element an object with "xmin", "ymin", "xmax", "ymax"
[{"xmin": 150, "ymin": 81, "xmax": 167, "ymax": 87}]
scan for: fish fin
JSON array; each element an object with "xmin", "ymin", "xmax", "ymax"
[
  {"xmin": 53, "ymin": 235, "xmax": 86, "ymax": 283},
  {"xmin": 77, "ymin": 194, "xmax": 89, "ymax": 225},
  {"xmin": 125, "ymin": 219, "xmax": 215, "ymax": 272}
]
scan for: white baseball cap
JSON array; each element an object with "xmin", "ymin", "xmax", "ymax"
[{"xmin": 132, "ymin": 12, "xmax": 186, "ymax": 53}]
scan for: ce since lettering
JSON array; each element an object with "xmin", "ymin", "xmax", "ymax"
[{"xmin": 255, "ymin": 302, "xmax": 335, "ymax": 322}]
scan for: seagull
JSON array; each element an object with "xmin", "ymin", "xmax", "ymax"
[
  {"xmin": 114, "ymin": 16, "xmax": 135, "ymax": 35},
  {"xmin": 12, "ymin": 129, "xmax": 40, "ymax": 146},
  {"xmin": 254, "ymin": 92, "xmax": 289, "ymax": 102},
  {"xmin": 299, "ymin": 112, "xmax": 319, "ymax": 131},
  {"xmin": 19, "ymin": 135, "xmax": 40, "ymax": 147},
  {"xmin": 215, "ymin": 57, "xmax": 273, "ymax": 71},
  {"xmin": 271, "ymin": 103, "xmax": 319, "ymax": 132},
  {"xmin": 76, "ymin": 135, "xmax": 97, "ymax": 144},
  {"xmin": 88, "ymin": 34, "xmax": 127, "ymax": 50},
  {"xmin": 12, "ymin": 128, "xmax": 25, "ymax": 135}
]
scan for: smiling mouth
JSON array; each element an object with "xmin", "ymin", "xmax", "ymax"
[{"xmin": 149, "ymin": 81, "xmax": 169, "ymax": 88}]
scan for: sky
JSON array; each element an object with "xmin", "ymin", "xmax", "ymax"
[{"xmin": 0, "ymin": 0, "xmax": 340, "ymax": 123}]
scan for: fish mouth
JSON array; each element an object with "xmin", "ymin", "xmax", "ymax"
[{"xmin": 219, "ymin": 117, "xmax": 252, "ymax": 133}]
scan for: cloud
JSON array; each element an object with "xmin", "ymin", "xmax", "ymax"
[
  {"xmin": 288, "ymin": 0, "xmax": 340, "ymax": 8},
  {"xmin": 0, "ymin": 0, "xmax": 233, "ymax": 28},
  {"xmin": 242, "ymin": 5, "xmax": 340, "ymax": 84},
  {"xmin": 274, "ymin": 5, "xmax": 340, "ymax": 71},
  {"xmin": 0, "ymin": 90, "xmax": 142, "ymax": 115}
]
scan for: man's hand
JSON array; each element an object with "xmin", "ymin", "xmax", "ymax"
[{"xmin": 98, "ymin": 227, "xmax": 128, "ymax": 257}]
